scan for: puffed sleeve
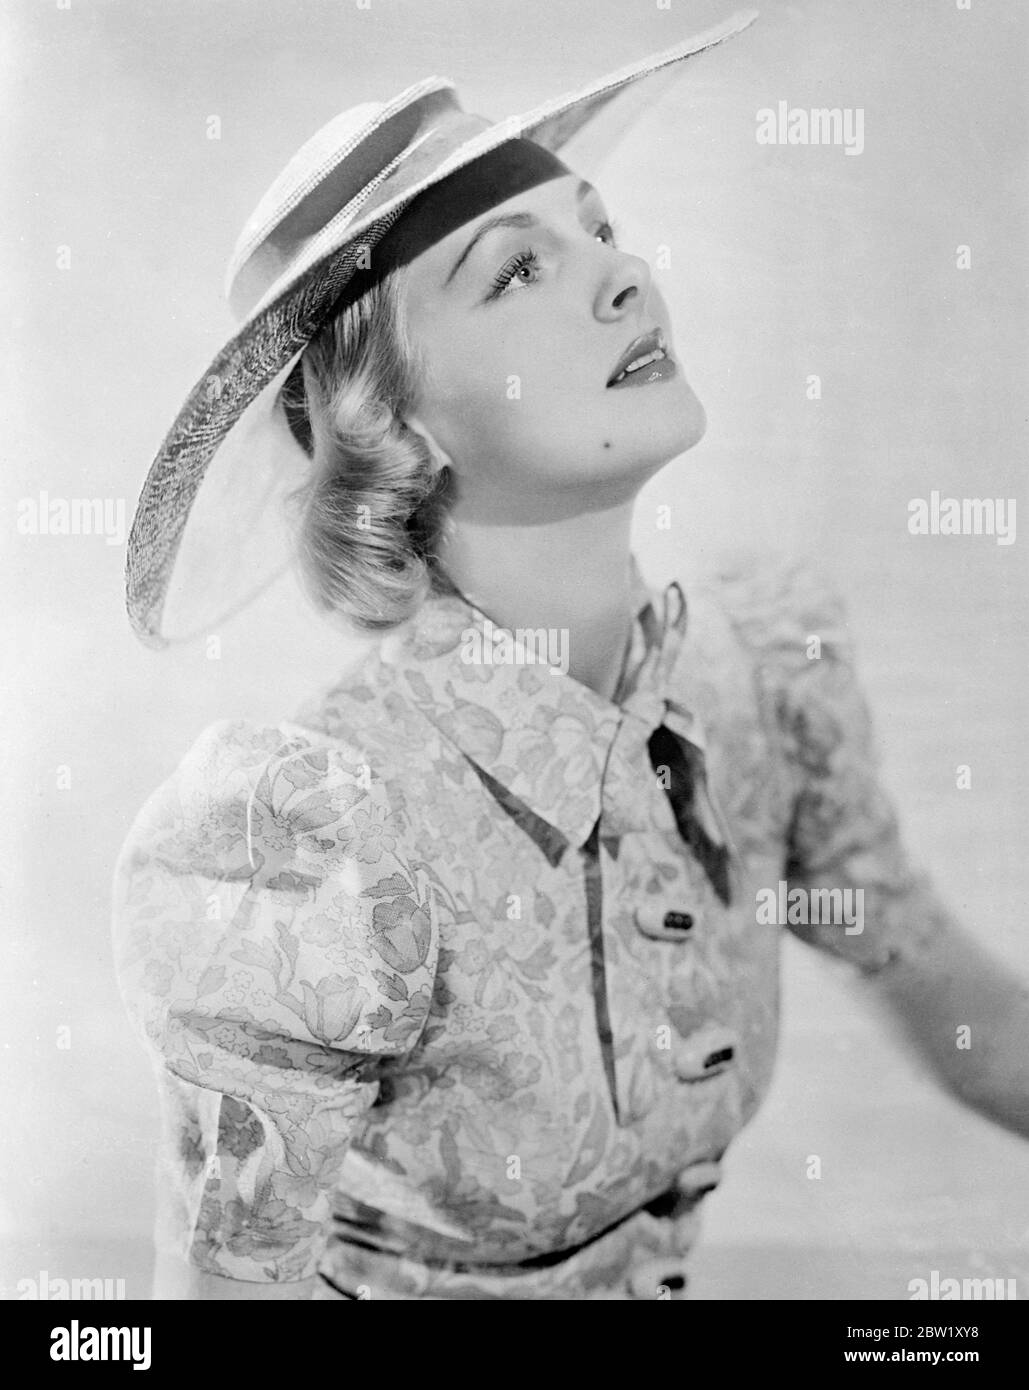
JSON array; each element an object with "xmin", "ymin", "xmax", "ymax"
[
  {"xmin": 111, "ymin": 719, "xmax": 438, "ymax": 1283},
  {"xmin": 721, "ymin": 557, "xmax": 949, "ymax": 972}
]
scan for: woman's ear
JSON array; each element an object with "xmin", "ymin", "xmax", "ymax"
[{"xmin": 403, "ymin": 414, "xmax": 453, "ymax": 475}]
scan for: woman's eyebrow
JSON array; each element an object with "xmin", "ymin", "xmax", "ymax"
[
  {"xmin": 445, "ymin": 212, "xmax": 536, "ymax": 285},
  {"xmin": 445, "ymin": 178, "xmax": 598, "ymax": 286}
]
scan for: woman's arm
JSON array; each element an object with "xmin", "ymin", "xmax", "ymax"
[
  {"xmin": 871, "ymin": 904, "xmax": 1029, "ymax": 1139},
  {"xmin": 112, "ymin": 722, "xmax": 440, "ymax": 1297},
  {"xmin": 725, "ymin": 557, "xmax": 1029, "ymax": 1142}
]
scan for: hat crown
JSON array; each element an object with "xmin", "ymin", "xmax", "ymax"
[{"xmin": 226, "ymin": 76, "xmax": 460, "ymax": 317}]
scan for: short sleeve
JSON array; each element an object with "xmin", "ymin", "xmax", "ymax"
[
  {"xmin": 720, "ymin": 556, "xmax": 949, "ymax": 973},
  {"xmin": 111, "ymin": 719, "xmax": 438, "ymax": 1283}
]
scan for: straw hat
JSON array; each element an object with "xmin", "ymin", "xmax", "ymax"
[{"xmin": 125, "ymin": 10, "xmax": 758, "ymax": 647}]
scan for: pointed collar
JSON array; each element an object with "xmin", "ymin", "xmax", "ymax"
[{"xmin": 376, "ymin": 554, "xmax": 690, "ymax": 848}]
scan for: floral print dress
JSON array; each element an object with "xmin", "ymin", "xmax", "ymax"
[{"xmin": 111, "ymin": 554, "xmax": 947, "ymax": 1299}]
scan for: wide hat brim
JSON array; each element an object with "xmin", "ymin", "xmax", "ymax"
[{"xmin": 126, "ymin": 10, "xmax": 758, "ymax": 648}]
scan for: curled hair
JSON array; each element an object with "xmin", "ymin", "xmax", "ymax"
[{"xmin": 284, "ymin": 266, "xmax": 452, "ymax": 631}]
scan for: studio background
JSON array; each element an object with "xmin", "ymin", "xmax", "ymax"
[{"xmin": 3, "ymin": 0, "xmax": 1027, "ymax": 1299}]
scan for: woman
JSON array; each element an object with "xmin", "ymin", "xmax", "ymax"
[{"xmin": 112, "ymin": 20, "xmax": 1029, "ymax": 1301}]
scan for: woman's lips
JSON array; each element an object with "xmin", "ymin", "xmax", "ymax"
[{"xmin": 606, "ymin": 353, "xmax": 678, "ymax": 390}]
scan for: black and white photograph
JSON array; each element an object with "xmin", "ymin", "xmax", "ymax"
[{"xmin": 4, "ymin": 0, "xmax": 1027, "ymax": 1345}]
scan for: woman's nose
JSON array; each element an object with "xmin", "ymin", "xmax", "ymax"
[{"xmin": 596, "ymin": 249, "xmax": 652, "ymax": 321}]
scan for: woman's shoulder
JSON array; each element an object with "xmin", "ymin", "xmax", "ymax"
[
  {"xmin": 175, "ymin": 713, "xmax": 371, "ymax": 780},
  {"xmin": 127, "ymin": 714, "xmax": 394, "ymax": 835},
  {"xmin": 677, "ymin": 550, "xmax": 872, "ymax": 783},
  {"xmin": 112, "ymin": 715, "xmax": 438, "ymax": 1058},
  {"xmin": 116, "ymin": 713, "xmax": 424, "ymax": 901}
]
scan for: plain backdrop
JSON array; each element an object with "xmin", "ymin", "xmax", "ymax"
[{"xmin": 3, "ymin": 0, "xmax": 1027, "ymax": 1299}]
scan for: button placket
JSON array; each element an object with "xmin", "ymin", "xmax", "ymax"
[
  {"xmin": 641, "ymin": 848, "xmax": 742, "ymax": 1091},
  {"xmin": 593, "ymin": 692, "xmax": 691, "ymax": 1126}
]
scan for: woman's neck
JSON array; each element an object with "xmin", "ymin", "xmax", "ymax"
[{"xmin": 436, "ymin": 504, "xmax": 638, "ymax": 701}]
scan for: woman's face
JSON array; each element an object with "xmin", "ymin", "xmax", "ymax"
[{"xmin": 394, "ymin": 152, "xmax": 707, "ymax": 524}]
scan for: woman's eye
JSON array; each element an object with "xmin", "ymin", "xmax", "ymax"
[
  {"xmin": 487, "ymin": 248, "xmax": 541, "ymax": 300},
  {"xmin": 486, "ymin": 220, "xmax": 620, "ymax": 301}
]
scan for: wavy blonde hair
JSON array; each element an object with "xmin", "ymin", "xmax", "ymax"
[{"xmin": 285, "ymin": 266, "xmax": 452, "ymax": 631}]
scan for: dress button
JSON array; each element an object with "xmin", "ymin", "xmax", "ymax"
[
  {"xmin": 627, "ymin": 1256, "xmax": 690, "ymax": 1300},
  {"xmin": 672, "ymin": 1024, "xmax": 739, "ymax": 1081},
  {"xmin": 663, "ymin": 910, "xmax": 694, "ymax": 933},
  {"xmin": 675, "ymin": 1159, "xmax": 723, "ymax": 1197},
  {"xmin": 635, "ymin": 905, "xmax": 701, "ymax": 940}
]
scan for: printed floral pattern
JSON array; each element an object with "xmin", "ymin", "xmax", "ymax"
[{"xmin": 112, "ymin": 553, "xmax": 948, "ymax": 1297}]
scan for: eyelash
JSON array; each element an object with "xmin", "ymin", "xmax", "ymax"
[{"xmin": 486, "ymin": 219, "xmax": 622, "ymax": 301}]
